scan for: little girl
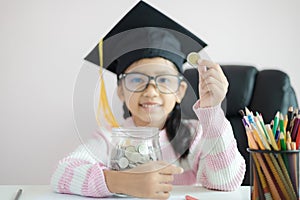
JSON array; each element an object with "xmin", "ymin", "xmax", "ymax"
[{"xmin": 51, "ymin": 2, "xmax": 245, "ymax": 199}]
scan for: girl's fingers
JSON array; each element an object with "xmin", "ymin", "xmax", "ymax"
[
  {"xmin": 200, "ymin": 75, "xmax": 224, "ymax": 91},
  {"xmin": 154, "ymin": 191, "xmax": 170, "ymax": 200},
  {"xmin": 201, "ymin": 79, "xmax": 226, "ymax": 96},
  {"xmin": 200, "ymin": 69, "xmax": 228, "ymax": 94},
  {"xmin": 158, "ymin": 183, "xmax": 173, "ymax": 192},
  {"xmin": 197, "ymin": 65, "xmax": 207, "ymax": 97},
  {"xmin": 201, "ymin": 67, "xmax": 227, "ymax": 83},
  {"xmin": 153, "ymin": 184, "xmax": 172, "ymax": 199},
  {"xmin": 199, "ymin": 90, "xmax": 211, "ymax": 101},
  {"xmin": 159, "ymin": 174, "xmax": 175, "ymax": 183},
  {"xmin": 159, "ymin": 165, "xmax": 183, "ymax": 175},
  {"xmin": 197, "ymin": 59, "xmax": 223, "ymax": 72},
  {"xmin": 201, "ymin": 85, "xmax": 224, "ymax": 98}
]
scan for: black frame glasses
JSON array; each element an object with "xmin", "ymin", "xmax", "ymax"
[{"xmin": 118, "ymin": 72, "xmax": 183, "ymax": 94}]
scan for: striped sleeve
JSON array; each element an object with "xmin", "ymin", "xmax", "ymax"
[
  {"xmin": 50, "ymin": 138, "xmax": 113, "ymax": 197},
  {"xmin": 189, "ymin": 101, "xmax": 246, "ymax": 191}
]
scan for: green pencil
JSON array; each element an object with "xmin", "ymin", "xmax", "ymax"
[{"xmin": 273, "ymin": 111, "xmax": 280, "ymax": 136}]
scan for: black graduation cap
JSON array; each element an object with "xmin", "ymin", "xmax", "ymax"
[{"xmin": 84, "ymin": 1, "xmax": 207, "ymax": 76}]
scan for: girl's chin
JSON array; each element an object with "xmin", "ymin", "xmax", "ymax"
[
  {"xmin": 137, "ymin": 114, "xmax": 166, "ymax": 126},
  {"xmin": 142, "ymin": 109, "xmax": 165, "ymax": 116}
]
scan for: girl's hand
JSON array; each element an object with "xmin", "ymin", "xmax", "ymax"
[
  {"xmin": 197, "ymin": 59, "xmax": 228, "ymax": 108},
  {"xmin": 105, "ymin": 161, "xmax": 183, "ymax": 199}
]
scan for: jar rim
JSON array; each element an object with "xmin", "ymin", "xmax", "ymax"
[{"xmin": 112, "ymin": 127, "xmax": 159, "ymax": 139}]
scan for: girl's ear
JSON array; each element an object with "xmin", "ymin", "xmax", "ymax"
[
  {"xmin": 117, "ymin": 84, "xmax": 125, "ymax": 102},
  {"xmin": 176, "ymin": 81, "xmax": 187, "ymax": 103}
]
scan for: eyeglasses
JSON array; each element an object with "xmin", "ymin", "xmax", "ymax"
[{"xmin": 119, "ymin": 72, "xmax": 183, "ymax": 94}]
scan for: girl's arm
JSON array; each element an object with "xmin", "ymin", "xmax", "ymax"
[
  {"xmin": 51, "ymin": 134, "xmax": 183, "ymax": 198},
  {"xmin": 189, "ymin": 102, "xmax": 246, "ymax": 191},
  {"xmin": 50, "ymin": 139, "xmax": 113, "ymax": 197}
]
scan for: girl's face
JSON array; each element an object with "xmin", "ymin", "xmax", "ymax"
[{"xmin": 117, "ymin": 57, "xmax": 187, "ymax": 129}]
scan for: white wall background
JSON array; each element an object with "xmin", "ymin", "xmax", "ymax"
[{"xmin": 1, "ymin": 0, "xmax": 299, "ymax": 184}]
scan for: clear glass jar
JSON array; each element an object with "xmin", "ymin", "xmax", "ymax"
[{"xmin": 108, "ymin": 127, "xmax": 162, "ymax": 171}]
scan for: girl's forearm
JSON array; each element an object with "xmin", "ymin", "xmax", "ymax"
[{"xmin": 104, "ymin": 170, "xmax": 127, "ymax": 194}]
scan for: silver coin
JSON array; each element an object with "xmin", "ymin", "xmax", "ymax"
[
  {"xmin": 138, "ymin": 144, "xmax": 149, "ymax": 155},
  {"xmin": 125, "ymin": 146, "xmax": 136, "ymax": 152},
  {"xmin": 125, "ymin": 149, "xmax": 135, "ymax": 159},
  {"xmin": 127, "ymin": 152, "xmax": 142, "ymax": 163},
  {"xmin": 139, "ymin": 155, "xmax": 150, "ymax": 164},
  {"xmin": 118, "ymin": 157, "xmax": 129, "ymax": 169},
  {"xmin": 110, "ymin": 160, "xmax": 120, "ymax": 171},
  {"xmin": 129, "ymin": 163, "xmax": 137, "ymax": 168},
  {"xmin": 111, "ymin": 147, "xmax": 123, "ymax": 160},
  {"xmin": 124, "ymin": 151, "xmax": 133, "ymax": 161}
]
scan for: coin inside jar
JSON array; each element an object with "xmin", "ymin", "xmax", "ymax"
[
  {"xmin": 109, "ymin": 127, "xmax": 161, "ymax": 171},
  {"xmin": 138, "ymin": 144, "xmax": 149, "ymax": 155},
  {"xmin": 118, "ymin": 157, "xmax": 129, "ymax": 169},
  {"xmin": 187, "ymin": 52, "xmax": 201, "ymax": 66}
]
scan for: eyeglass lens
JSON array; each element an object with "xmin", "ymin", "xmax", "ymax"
[{"xmin": 123, "ymin": 73, "xmax": 180, "ymax": 93}]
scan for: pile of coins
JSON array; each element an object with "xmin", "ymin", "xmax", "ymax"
[{"xmin": 109, "ymin": 142, "xmax": 159, "ymax": 170}]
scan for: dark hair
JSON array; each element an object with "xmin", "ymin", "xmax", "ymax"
[{"xmin": 165, "ymin": 103, "xmax": 192, "ymax": 159}]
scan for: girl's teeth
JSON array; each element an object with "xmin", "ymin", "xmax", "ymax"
[{"xmin": 142, "ymin": 104, "xmax": 159, "ymax": 108}]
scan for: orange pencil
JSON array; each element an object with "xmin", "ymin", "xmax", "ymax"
[
  {"xmin": 284, "ymin": 114, "xmax": 288, "ymax": 133},
  {"xmin": 286, "ymin": 131, "xmax": 292, "ymax": 144}
]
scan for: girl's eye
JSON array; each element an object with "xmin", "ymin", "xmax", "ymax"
[
  {"xmin": 157, "ymin": 77, "xmax": 170, "ymax": 84},
  {"xmin": 130, "ymin": 77, "xmax": 144, "ymax": 83}
]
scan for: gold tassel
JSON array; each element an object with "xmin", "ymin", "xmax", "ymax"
[{"xmin": 96, "ymin": 39, "xmax": 119, "ymax": 128}]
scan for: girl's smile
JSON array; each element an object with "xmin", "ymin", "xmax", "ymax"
[{"xmin": 139, "ymin": 102, "xmax": 162, "ymax": 111}]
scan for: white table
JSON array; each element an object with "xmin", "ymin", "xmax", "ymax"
[{"xmin": 0, "ymin": 185, "xmax": 250, "ymax": 200}]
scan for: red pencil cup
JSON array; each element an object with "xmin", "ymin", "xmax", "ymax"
[{"xmin": 247, "ymin": 148, "xmax": 300, "ymax": 200}]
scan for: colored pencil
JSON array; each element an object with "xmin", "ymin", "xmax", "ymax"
[
  {"xmin": 286, "ymin": 106, "xmax": 294, "ymax": 132},
  {"xmin": 272, "ymin": 111, "xmax": 280, "ymax": 136},
  {"xmin": 291, "ymin": 115, "xmax": 300, "ymax": 141},
  {"xmin": 295, "ymin": 126, "xmax": 300, "ymax": 149}
]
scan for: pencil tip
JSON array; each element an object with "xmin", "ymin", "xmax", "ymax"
[{"xmin": 245, "ymin": 107, "xmax": 251, "ymax": 115}]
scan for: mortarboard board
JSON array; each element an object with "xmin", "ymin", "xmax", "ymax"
[
  {"xmin": 85, "ymin": 1, "xmax": 208, "ymax": 128},
  {"xmin": 84, "ymin": 0, "xmax": 207, "ymax": 75}
]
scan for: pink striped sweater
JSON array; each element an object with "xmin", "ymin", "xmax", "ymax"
[{"xmin": 51, "ymin": 102, "xmax": 246, "ymax": 197}]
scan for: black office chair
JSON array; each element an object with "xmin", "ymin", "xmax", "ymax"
[{"xmin": 181, "ymin": 65, "xmax": 298, "ymax": 185}]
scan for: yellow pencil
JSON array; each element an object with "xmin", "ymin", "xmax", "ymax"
[
  {"xmin": 279, "ymin": 113, "xmax": 286, "ymax": 139},
  {"xmin": 250, "ymin": 124, "xmax": 266, "ymax": 150},
  {"xmin": 266, "ymin": 125, "xmax": 278, "ymax": 150},
  {"xmin": 254, "ymin": 117, "xmax": 271, "ymax": 146}
]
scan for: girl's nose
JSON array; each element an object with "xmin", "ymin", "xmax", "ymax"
[{"xmin": 143, "ymin": 81, "xmax": 159, "ymax": 96}]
